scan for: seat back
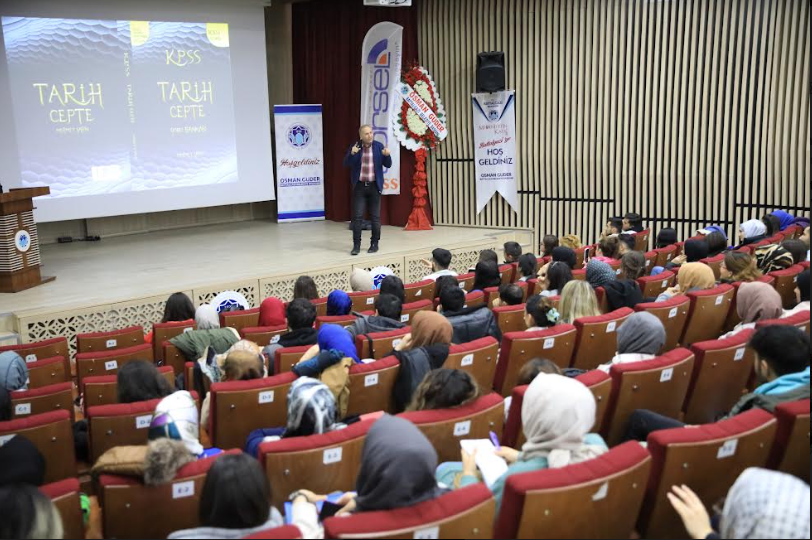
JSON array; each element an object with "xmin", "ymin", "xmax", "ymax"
[
  {"xmin": 768, "ymin": 265, "xmax": 804, "ymax": 309},
  {"xmin": 76, "ymin": 326, "xmax": 144, "ymax": 355},
  {"xmin": 643, "ymin": 250, "xmax": 658, "ymax": 275},
  {"xmin": 499, "ymin": 263, "xmax": 514, "ymax": 285},
  {"xmin": 397, "ymin": 393, "xmax": 505, "ymax": 463},
  {"xmin": 404, "ymin": 279, "xmax": 436, "ymax": 303},
  {"xmin": 11, "ymin": 382, "xmax": 74, "ymax": 423},
  {"xmin": 26, "ymin": 356, "xmax": 69, "ymax": 389},
  {"xmin": 602, "ymin": 349, "xmax": 695, "ymax": 446},
  {"xmin": 274, "ymin": 345, "xmax": 311, "ymax": 375},
  {"xmin": 684, "ymin": 330, "xmax": 756, "ymax": 424},
  {"xmin": 681, "ymin": 285, "xmax": 735, "ymax": 346},
  {"xmin": 209, "ymin": 373, "xmax": 297, "ymax": 450},
  {"xmin": 100, "ymin": 450, "xmax": 240, "ymax": 539},
  {"xmin": 346, "ymin": 356, "xmax": 400, "ymax": 416},
  {"xmin": 756, "ymin": 310, "xmax": 811, "ymax": 333},
  {"xmin": 494, "ymin": 304, "xmax": 528, "ymax": 335},
  {"xmin": 0, "ymin": 410, "xmax": 76, "ymax": 483},
  {"xmin": 634, "ymin": 229, "xmax": 651, "ymax": 252},
  {"xmin": 495, "ymin": 442, "xmax": 652, "ymax": 540},
  {"xmin": 572, "ymin": 268, "xmax": 587, "ymax": 281},
  {"xmin": 653, "ymin": 245, "xmax": 678, "ymax": 268},
  {"xmin": 576, "ymin": 370, "xmax": 614, "ymax": 441},
  {"xmin": 349, "ymin": 290, "xmax": 380, "ymax": 312},
  {"xmin": 41, "ymin": 478, "xmax": 85, "ymax": 540},
  {"xmin": 82, "ymin": 366, "xmax": 175, "ymax": 412},
  {"xmin": 401, "ymin": 299, "xmax": 434, "ymax": 325},
  {"xmin": 152, "ymin": 321, "xmax": 195, "ymax": 365},
  {"xmin": 260, "ymin": 420, "xmax": 373, "ymax": 508},
  {"xmin": 572, "ymin": 308, "xmax": 634, "ymax": 371},
  {"xmin": 244, "ymin": 525, "xmax": 303, "ymax": 539},
  {"xmin": 634, "ymin": 296, "xmax": 691, "ymax": 351},
  {"xmin": 184, "ymin": 362, "xmax": 211, "ymax": 397},
  {"xmin": 75, "ymin": 343, "xmax": 154, "ymax": 389},
  {"xmin": 637, "ymin": 271, "xmax": 676, "ymax": 298},
  {"xmin": 768, "ymin": 400, "xmax": 811, "ymax": 482},
  {"xmin": 464, "ymin": 290, "xmax": 486, "ymax": 309},
  {"xmin": 312, "ymin": 297, "xmax": 329, "ymax": 317},
  {"xmin": 0, "ymin": 337, "xmax": 70, "ymax": 380},
  {"xmin": 445, "ymin": 337, "xmax": 499, "ymax": 391},
  {"xmin": 316, "ymin": 315, "xmax": 357, "ymax": 329},
  {"xmin": 324, "ymin": 484, "xmax": 495, "ymax": 540},
  {"xmin": 457, "ymin": 272, "xmax": 476, "ymax": 292},
  {"xmin": 241, "ymin": 325, "xmax": 289, "ymax": 347},
  {"xmin": 638, "ymin": 409, "xmax": 777, "ymax": 539},
  {"xmin": 162, "ymin": 342, "xmax": 188, "ymax": 376},
  {"xmin": 700, "ymin": 254, "xmax": 725, "ymax": 281},
  {"xmin": 356, "ymin": 327, "xmax": 411, "ymax": 360},
  {"xmin": 219, "ymin": 307, "xmax": 260, "ymax": 333},
  {"xmin": 494, "ymin": 326, "xmax": 578, "ymax": 396},
  {"xmin": 574, "ymin": 247, "xmax": 588, "ymax": 270}
]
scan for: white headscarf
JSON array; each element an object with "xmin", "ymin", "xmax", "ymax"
[
  {"xmin": 739, "ymin": 219, "xmax": 767, "ymax": 240},
  {"xmin": 195, "ymin": 304, "xmax": 220, "ymax": 330},
  {"xmin": 148, "ymin": 391, "xmax": 204, "ymax": 456},
  {"xmin": 721, "ymin": 468, "xmax": 810, "ymax": 539},
  {"xmin": 520, "ymin": 374, "xmax": 607, "ymax": 468}
]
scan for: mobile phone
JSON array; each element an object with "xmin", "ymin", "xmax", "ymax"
[
  {"xmin": 319, "ymin": 501, "xmax": 344, "ymax": 521},
  {"xmin": 583, "ymin": 247, "xmax": 591, "ymax": 262}
]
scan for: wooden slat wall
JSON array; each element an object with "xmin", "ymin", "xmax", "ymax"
[{"xmin": 417, "ymin": 0, "xmax": 810, "ymax": 250}]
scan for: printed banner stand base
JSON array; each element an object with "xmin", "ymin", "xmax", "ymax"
[{"xmin": 404, "ymin": 148, "xmax": 433, "ymax": 231}]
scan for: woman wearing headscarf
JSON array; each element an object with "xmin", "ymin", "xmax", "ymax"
[
  {"xmin": 258, "ymin": 297, "xmax": 286, "ymax": 327},
  {"xmin": 735, "ymin": 219, "xmax": 768, "ymax": 248},
  {"xmin": 244, "ymin": 377, "xmax": 346, "ymax": 456},
  {"xmin": 657, "ymin": 262, "xmax": 717, "ymax": 302},
  {"xmin": 195, "ymin": 304, "xmax": 220, "ymax": 330},
  {"xmin": 721, "ymin": 282, "xmax": 784, "ymax": 339},
  {"xmin": 471, "ymin": 261, "xmax": 501, "ymax": 292},
  {"xmin": 392, "ymin": 311, "xmax": 453, "ymax": 411},
  {"xmin": 326, "ymin": 290, "xmax": 352, "ymax": 316},
  {"xmin": 668, "ymin": 239, "xmax": 710, "ymax": 268},
  {"xmin": 770, "ymin": 210, "xmax": 796, "ymax": 232},
  {"xmin": 784, "ymin": 269, "xmax": 810, "ymax": 317},
  {"xmin": 668, "ymin": 468, "xmax": 810, "ymax": 539},
  {"xmin": 0, "ymin": 351, "xmax": 29, "ymax": 392},
  {"xmin": 437, "ymin": 374, "xmax": 607, "ymax": 512},
  {"xmin": 586, "ymin": 259, "xmax": 616, "ymax": 290},
  {"xmin": 350, "ymin": 268, "xmax": 375, "ymax": 292},
  {"xmin": 598, "ymin": 312, "xmax": 666, "ymax": 373},
  {"xmin": 754, "ymin": 244, "xmax": 794, "ymax": 274}
]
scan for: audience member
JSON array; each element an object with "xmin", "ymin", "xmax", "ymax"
[
  {"xmin": 598, "ymin": 312, "xmax": 665, "ymax": 373},
  {"xmin": 502, "ymin": 359, "xmax": 563, "ymax": 422},
  {"xmin": 350, "ymin": 268, "xmax": 375, "ymax": 292},
  {"xmin": 423, "ymin": 248, "xmax": 457, "ymax": 281},
  {"xmin": 0, "ymin": 388, "xmax": 45, "ymax": 488},
  {"xmin": 503, "ymin": 241, "xmax": 522, "ymax": 263},
  {"xmin": 781, "ymin": 239, "xmax": 807, "ymax": 265},
  {"xmin": 762, "ymin": 213, "xmax": 782, "ymax": 237},
  {"xmin": 722, "ymin": 282, "xmax": 784, "ymax": 338},
  {"xmin": 704, "ymin": 231, "xmax": 728, "ymax": 257},
  {"xmin": 0, "ymin": 351, "xmax": 29, "ymax": 392},
  {"xmin": 379, "ymin": 275, "xmax": 405, "ymax": 304},
  {"xmin": 656, "ymin": 228, "xmax": 678, "ymax": 248},
  {"xmin": 471, "ymin": 261, "xmax": 501, "ymax": 292},
  {"xmin": 593, "ymin": 237, "xmax": 620, "ymax": 263},
  {"xmin": 258, "ymin": 297, "xmax": 286, "ymax": 328},
  {"xmin": 201, "ymin": 350, "xmax": 265, "ymax": 431},
  {"xmin": 719, "ymin": 252, "xmax": 762, "ymax": 284},
  {"xmin": 0, "ymin": 484, "xmax": 63, "ymax": 539},
  {"xmin": 541, "ymin": 235, "xmax": 559, "ymax": 257},
  {"xmin": 293, "ymin": 275, "xmax": 319, "ymax": 301},
  {"xmin": 560, "ymin": 234, "xmax": 582, "ymax": 250},
  {"xmin": 439, "ymin": 286, "xmax": 501, "ymax": 345},
  {"xmin": 603, "ymin": 257, "xmax": 645, "ymax": 310},
  {"xmin": 539, "ymin": 261, "xmax": 572, "ymax": 297},
  {"xmin": 754, "ymin": 243, "xmax": 794, "ymax": 274},
  {"xmin": 620, "ymin": 251, "xmax": 646, "ymax": 281},
  {"xmin": 559, "ymin": 281, "xmax": 601, "ymax": 324},
  {"xmin": 617, "ymin": 234, "xmax": 636, "ymax": 256},
  {"xmin": 346, "ymin": 294, "xmax": 405, "ymax": 340},
  {"xmin": 525, "ymin": 295, "xmax": 560, "ymax": 331},
  {"xmin": 516, "ymin": 253, "xmax": 538, "ymax": 282},
  {"xmin": 601, "ymin": 218, "xmax": 624, "ymax": 239},
  {"xmin": 623, "ymin": 212, "xmax": 644, "ymax": 233},
  {"xmin": 736, "ymin": 219, "xmax": 768, "ymax": 248},
  {"xmin": 117, "ymin": 361, "xmax": 174, "ymax": 404},
  {"xmin": 669, "ymin": 239, "xmax": 710, "ymax": 268},
  {"xmin": 326, "ymin": 290, "xmax": 352, "ymax": 316},
  {"xmin": 586, "ymin": 259, "xmax": 617, "ymax": 290},
  {"xmin": 406, "ymin": 369, "xmax": 480, "ymax": 412},
  {"xmin": 492, "ymin": 283, "xmax": 524, "ymax": 308},
  {"xmin": 657, "ymin": 262, "xmax": 716, "ymax": 302},
  {"xmin": 434, "ymin": 275, "xmax": 459, "ymax": 299},
  {"xmin": 262, "ymin": 299, "xmax": 318, "ymax": 365},
  {"xmin": 294, "ymin": 324, "xmax": 360, "ymax": 376},
  {"xmin": 438, "ymin": 374, "xmax": 607, "ymax": 511},
  {"xmin": 801, "ymin": 226, "xmax": 810, "ymax": 252},
  {"xmin": 551, "ymin": 246, "xmax": 577, "ymax": 269},
  {"xmin": 784, "ymin": 269, "xmax": 810, "ymax": 317},
  {"xmin": 770, "ymin": 210, "xmax": 796, "ymax": 231},
  {"xmin": 195, "ymin": 304, "xmax": 220, "ymax": 330},
  {"xmin": 169, "ymin": 454, "xmax": 283, "ymax": 539},
  {"xmin": 161, "ymin": 292, "xmax": 196, "ymax": 324},
  {"xmin": 392, "ymin": 311, "xmax": 453, "ymax": 411}
]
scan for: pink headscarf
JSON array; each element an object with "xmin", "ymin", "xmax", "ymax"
[{"xmin": 258, "ymin": 297, "xmax": 286, "ymax": 327}]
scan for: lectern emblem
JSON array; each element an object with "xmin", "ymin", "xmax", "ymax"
[{"xmin": 15, "ymin": 230, "xmax": 31, "ymax": 253}]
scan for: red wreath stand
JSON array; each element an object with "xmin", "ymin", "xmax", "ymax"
[{"xmin": 405, "ymin": 147, "xmax": 433, "ymax": 230}]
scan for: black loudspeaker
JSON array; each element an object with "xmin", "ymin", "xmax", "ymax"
[{"xmin": 476, "ymin": 52, "xmax": 506, "ymax": 93}]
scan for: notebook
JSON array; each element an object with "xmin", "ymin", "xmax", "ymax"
[{"xmin": 460, "ymin": 439, "xmax": 509, "ymax": 488}]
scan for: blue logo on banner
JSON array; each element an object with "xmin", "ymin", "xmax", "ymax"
[{"xmin": 287, "ymin": 124, "xmax": 311, "ymax": 148}]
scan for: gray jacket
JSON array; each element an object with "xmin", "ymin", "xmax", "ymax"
[
  {"xmin": 444, "ymin": 304, "xmax": 502, "ymax": 345},
  {"xmin": 347, "ymin": 314, "xmax": 406, "ymax": 340},
  {"xmin": 727, "ymin": 384, "xmax": 811, "ymax": 419}
]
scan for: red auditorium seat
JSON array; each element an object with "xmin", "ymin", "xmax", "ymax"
[
  {"xmin": 464, "ymin": 290, "xmax": 487, "ymax": 309},
  {"xmin": 495, "ymin": 442, "xmax": 652, "ymax": 539},
  {"xmin": 680, "ymin": 285, "xmax": 735, "ymax": 346},
  {"xmin": 768, "ymin": 399, "xmax": 811, "ymax": 482},
  {"xmin": 638, "ymin": 409, "xmax": 777, "ymax": 539},
  {"xmin": 756, "ymin": 310, "xmax": 811, "ymax": 333},
  {"xmin": 82, "ymin": 365, "xmax": 175, "ymax": 412},
  {"xmin": 594, "ymin": 287, "xmax": 610, "ymax": 314},
  {"xmin": 11, "ymin": 382, "xmax": 74, "ymax": 422},
  {"xmin": 259, "ymin": 419, "xmax": 374, "ymax": 508},
  {"xmin": 348, "ymin": 290, "xmax": 380, "ymax": 312},
  {"xmin": 643, "ymin": 250, "xmax": 658, "ymax": 274},
  {"xmin": 151, "ymin": 320, "xmax": 195, "ymax": 365},
  {"xmin": 572, "ymin": 268, "xmax": 587, "ymax": 281},
  {"xmin": 724, "ymin": 276, "xmax": 776, "ymax": 332},
  {"xmin": 397, "ymin": 393, "xmax": 504, "ymax": 463},
  {"xmin": 574, "ymin": 246, "xmax": 588, "ymax": 270},
  {"xmin": 75, "ymin": 343, "xmax": 154, "ymax": 389},
  {"xmin": 41, "ymin": 478, "xmax": 85, "ymax": 540},
  {"xmin": 576, "ymin": 370, "xmax": 613, "ymax": 441},
  {"xmin": 404, "ymin": 279, "xmax": 436, "ymax": 303},
  {"xmin": 637, "ymin": 270, "xmax": 676, "ymax": 298},
  {"xmin": 653, "ymin": 244, "xmax": 678, "ymax": 268},
  {"xmin": 209, "ymin": 372, "xmax": 297, "ymax": 450},
  {"xmin": 768, "ymin": 264, "xmax": 804, "ymax": 309},
  {"xmin": 0, "ymin": 410, "xmax": 76, "ymax": 483},
  {"xmin": 571, "ymin": 308, "xmax": 634, "ymax": 371},
  {"xmin": 241, "ymin": 325, "xmax": 289, "ymax": 347},
  {"xmin": 99, "ymin": 450, "xmax": 241, "ymax": 539},
  {"xmin": 316, "ymin": 315, "xmax": 357, "ymax": 329},
  {"xmin": 0, "ymin": 337, "xmax": 70, "ymax": 379},
  {"xmin": 493, "ymin": 304, "xmax": 528, "ymax": 335},
  {"xmin": 324, "ymin": 484, "xmax": 495, "ymax": 540},
  {"xmin": 244, "ymin": 525, "xmax": 303, "ymax": 539},
  {"xmin": 457, "ymin": 272, "xmax": 476, "ymax": 292},
  {"xmin": 601, "ymin": 349, "xmax": 695, "ymax": 446},
  {"xmin": 312, "ymin": 297, "xmax": 329, "ymax": 317},
  {"xmin": 25, "ymin": 356, "xmax": 70, "ymax": 389},
  {"xmin": 525, "ymin": 278, "xmax": 540, "ymax": 296},
  {"xmin": 683, "ymin": 330, "xmax": 756, "ymax": 424},
  {"xmin": 162, "ymin": 342, "xmax": 188, "ymax": 376},
  {"xmin": 356, "ymin": 327, "xmax": 410, "ymax": 360},
  {"xmin": 700, "ymin": 253, "xmax": 726, "ymax": 281},
  {"xmin": 219, "ymin": 307, "xmax": 260, "ymax": 333},
  {"xmin": 274, "ymin": 345, "xmax": 311, "ymax": 375},
  {"xmin": 346, "ymin": 356, "xmax": 400, "ymax": 416},
  {"xmin": 401, "ymin": 299, "xmax": 434, "ymax": 324},
  {"xmin": 634, "ymin": 229, "xmax": 651, "ymax": 252},
  {"xmin": 86, "ymin": 393, "xmax": 198, "ymax": 463},
  {"xmin": 499, "ymin": 264, "xmax": 514, "ymax": 285},
  {"xmin": 76, "ymin": 325, "xmax": 144, "ymax": 355},
  {"xmin": 494, "ymin": 325, "xmax": 578, "ymax": 396},
  {"xmin": 445, "ymin": 336, "xmax": 499, "ymax": 391},
  {"xmin": 634, "ymin": 295, "xmax": 691, "ymax": 351}
]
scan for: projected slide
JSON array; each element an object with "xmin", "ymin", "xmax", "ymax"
[{"xmin": 1, "ymin": 17, "xmax": 238, "ymax": 198}]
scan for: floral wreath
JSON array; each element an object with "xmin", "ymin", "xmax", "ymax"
[{"xmin": 393, "ymin": 63, "xmax": 447, "ymax": 151}]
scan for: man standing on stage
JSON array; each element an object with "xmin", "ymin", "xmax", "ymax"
[{"xmin": 343, "ymin": 124, "xmax": 393, "ymax": 256}]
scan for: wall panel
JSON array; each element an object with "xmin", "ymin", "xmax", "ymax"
[{"xmin": 417, "ymin": 0, "xmax": 810, "ymax": 250}]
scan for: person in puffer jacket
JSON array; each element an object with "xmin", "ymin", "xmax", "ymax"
[
  {"xmin": 439, "ymin": 286, "xmax": 501, "ymax": 345},
  {"xmin": 347, "ymin": 294, "xmax": 406, "ymax": 341}
]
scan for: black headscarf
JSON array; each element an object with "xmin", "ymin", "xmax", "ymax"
[
  {"xmin": 656, "ymin": 228, "xmax": 678, "ymax": 248},
  {"xmin": 354, "ymin": 415, "xmax": 445, "ymax": 512},
  {"xmin": 551, "ymin": 247, "xmax": 577, "ymax": 269},
  {"xmin": 684, "ymin": 239, "xmax": 710, "ymax": 263},
  {"xmin": 471, "ymin": 261, "xmax": 501, "ymax": 292},
  {"xmin": 0, "ymin": 435, "xmax": 45, "ymax": 487}
]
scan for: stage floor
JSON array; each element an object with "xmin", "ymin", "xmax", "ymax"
[{"xmin": 2, "ymin": 220, "xmax": 532, "ymax": 334}]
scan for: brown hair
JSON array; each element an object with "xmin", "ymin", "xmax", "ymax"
[
  {"xmin": 598, "ymin": 237, "xmax": 621, "ymax": 259},
  {"xmin": 723, "ymin": 251, "xmax": 762, "ymax": 283},
  {"xmin": 222, "ymin": 350, "xmax": 264, "ymax": 381},
  {"xmin": 560, "ymin": 234, "xmax": 582, "ymax": 250},
  {"xmin": 621, "ymin": 251, "xmax": 647, "ymax": 280},
  {"xmin": 406, "ymin": 369, "xmax": 480, "ymax": 412},
  {"xmin": 516, "ymin": 358, "xmax": 562, "ymax": 386}
]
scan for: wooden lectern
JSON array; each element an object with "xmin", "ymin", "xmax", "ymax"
[{"xmin": 0, "ymin": 187, "xmax": 55, "ymax": 293}]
